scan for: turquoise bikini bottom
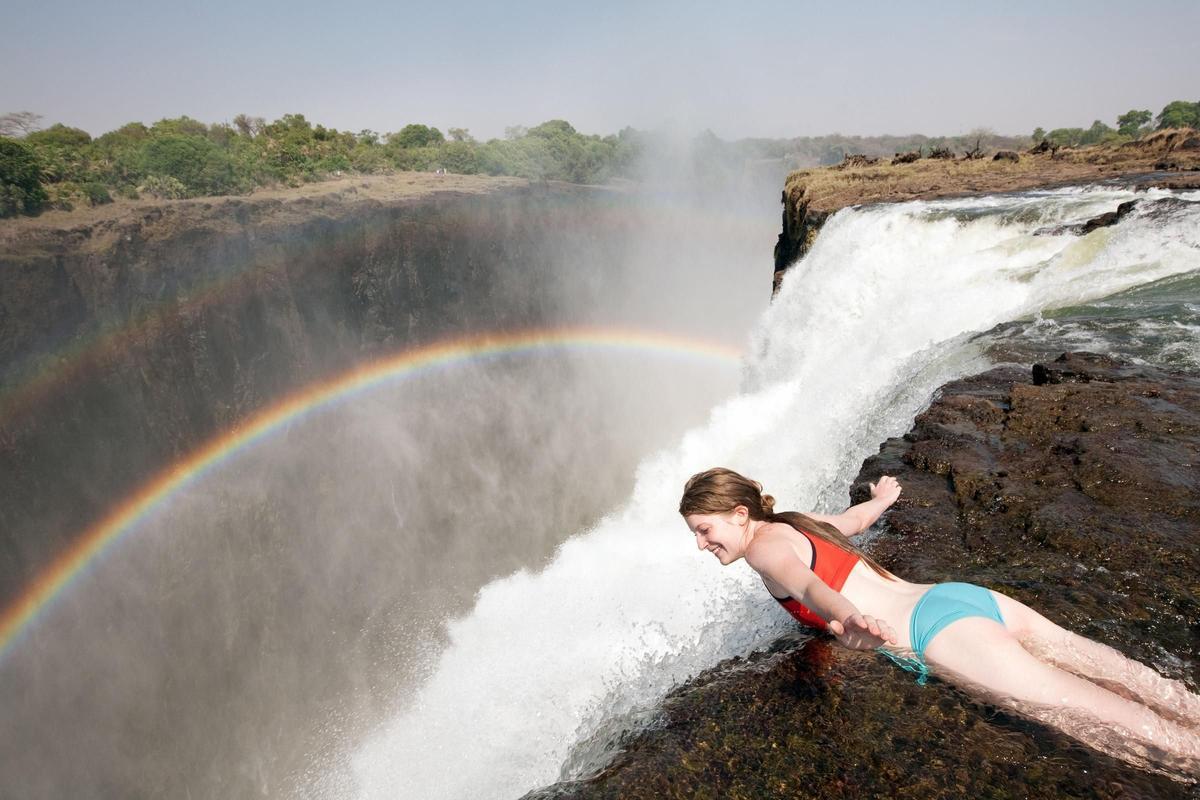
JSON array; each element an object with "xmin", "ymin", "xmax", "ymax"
[{"xmin": 877, "ymin": 582, "xmax": 1005, "ymax": 685}]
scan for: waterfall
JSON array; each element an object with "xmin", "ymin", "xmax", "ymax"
[{"xmin": 346, "ymin": 187, "xmax": 1200, "ymax": 799}]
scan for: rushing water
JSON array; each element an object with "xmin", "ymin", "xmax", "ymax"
[{"xmin": 342, "ymin": 187, "xmax": 1200, "ymax": 799}]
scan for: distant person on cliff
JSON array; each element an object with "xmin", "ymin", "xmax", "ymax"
[{"xmin": 680, "ymin": 467, "xmax": 1200, "ymax": 776}]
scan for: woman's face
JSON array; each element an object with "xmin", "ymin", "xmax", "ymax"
[{"xmin": 684, "ymin": 508, "xmax": 748, "ymax": 565}]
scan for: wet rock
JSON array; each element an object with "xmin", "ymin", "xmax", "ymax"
[
  {"xmin": 773, "ymin": 188, "xmax": 830, "ymax": 293},
  {"xmin": 1078, "ymin": 199, "xmax": 1139, "ymax": 234},
  {"xmin": 535, "ymin": 353, "xmax": 1200, "ymax": 799},
  {"xmin": 1037, "ymin": 199, "xmax": 1144, "ymax": 236}
]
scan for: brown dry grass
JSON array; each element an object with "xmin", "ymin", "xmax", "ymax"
[
  {"xmin": 0, "ymin": 172, "xmax": 528, "ymax": 256},
  {"xmin": 785, "ymin": 129, "xmax": 1200, "ymax": 214}
]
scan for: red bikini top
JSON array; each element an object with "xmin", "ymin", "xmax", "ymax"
[{"xmin": 770, "ymin": 527, "xmax": 860, "ymax": 629}]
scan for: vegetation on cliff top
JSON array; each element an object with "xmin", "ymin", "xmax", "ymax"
[
  {"xmin": 1, "ymin": 99, "xmax": 1196, "ymax": 218},
  {"xmin": 1031, "ymin": 101, "xmax": 1200, "ymax": 149}
]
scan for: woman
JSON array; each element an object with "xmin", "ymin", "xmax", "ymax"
[{"xmin": 679, "ymin": 467, "xmax": 1200, "ymax": 773}]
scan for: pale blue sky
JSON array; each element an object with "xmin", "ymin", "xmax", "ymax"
[{"xmin": 3, "ymin": 0, "xmax": 1197, "ymax": 139}]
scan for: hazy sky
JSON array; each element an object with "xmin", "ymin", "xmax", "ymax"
[{"xmin": 4, "ymin": 0, "xmax": 1197, "ymax": 140}]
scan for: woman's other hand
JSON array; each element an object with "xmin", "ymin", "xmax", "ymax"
[
  {"xmin": 869, "ymin": 475, "xmax": 902, "ymax": 507},
  {"xmin": 828, "ymin": 613, "xmax": 898, "ymax": 650}
]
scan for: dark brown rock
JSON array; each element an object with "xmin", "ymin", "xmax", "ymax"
[{"xmin": 773, "ymin": 187, "xmax": 830, "ymax": 292}]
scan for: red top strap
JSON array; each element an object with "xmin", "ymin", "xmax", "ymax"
[{"xmin": 770, "ymin": 528, "xmax": 860, "ymax": 629}]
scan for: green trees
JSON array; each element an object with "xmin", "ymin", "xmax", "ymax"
[
  {"xmin": 1156, "ymin": 100, "xmax": 1200, "ymax": 130},
  {"xmin": 19, "ymin": 104, "xmax": 1188, "ymax": 219},
  {"xmin": 1117, "ymin": 109, "xmax": 1152, "ymax": 137},
  {"xmin": 138, "ymin": 134, "xmax": 240, "ymax": 196},
  {"xmin": 0, "ymin": 137, "xmax": 48, "ymax": 216},
  {"xmin": 25, "ymin": 123, "xmax": 92, "ymax": 149},
  {"xmin": 1031, "ymin": 100, "xmax": 1198, "ymax": 149},
  {"xmin": 390, "ymin": 124, "xmax": 445, "ymax": 149}
]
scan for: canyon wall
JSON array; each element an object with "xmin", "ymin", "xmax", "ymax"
[{"xmin": 0, "ymin": 181, "xmax": 626, "ymax": 602}]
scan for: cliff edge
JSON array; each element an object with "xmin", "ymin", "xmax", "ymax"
[
  {"xmin": 774, "ymin": 129, "xmax": 1200, "ymax": 292},
  {"xmin": 534, "ymin": 353, "xmax": 1200, "ymax": 799}
]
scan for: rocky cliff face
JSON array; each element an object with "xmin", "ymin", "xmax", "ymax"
[
  {"xmin": 0, "ymin": 182, "xmax": 616, "ymax": 601},
  {"xmin": 534, "ymin": 353, "xmax": 1199, "ymax": 799}
]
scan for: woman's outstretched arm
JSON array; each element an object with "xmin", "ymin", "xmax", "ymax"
[
  {"xmin": 746, "ymin": 529, "xmax": 897, "ymax": 650},
  {"xmin": 807, "ymin": 475, "xmax": 903, "ymax": 537}
]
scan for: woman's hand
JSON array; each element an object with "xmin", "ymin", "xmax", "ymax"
[
  {"xmin": 828, "ymin": 613, "xmax": 898, "ymax": 650},
  {"xmin": 869, "ymin": 475, "xmax": 902, "ymax": 507}
]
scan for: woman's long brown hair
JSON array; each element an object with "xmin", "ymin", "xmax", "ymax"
[{"xmin": 679, "ymin": 467, "xmax": 893, "ymax": 579}]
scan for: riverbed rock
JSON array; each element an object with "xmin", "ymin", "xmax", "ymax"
[{"xmin": 532, "ymin": 353, "xmax": 1200, "ymax": 800}]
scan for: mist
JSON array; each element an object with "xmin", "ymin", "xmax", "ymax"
[{"xmin": 0, "ymin": 140, "xmax": 783, "ymax": 798}]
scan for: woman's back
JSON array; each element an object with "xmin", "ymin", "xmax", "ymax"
[{"xmin": 758, "ymin": 520, "xmax": 931, "ymax": 652}]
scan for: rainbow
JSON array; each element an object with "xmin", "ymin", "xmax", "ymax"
[{"xmin": 0, "ymin": 326, "xmax": 741, "ymax": 662}]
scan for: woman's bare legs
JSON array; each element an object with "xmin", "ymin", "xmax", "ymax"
[
  {"xmin": 924, "ymin": 617, "xmax": 1200, "ymax": 776},
  {"xmin": 991, "ymin": 593, "xmax": 1200, "ymax": 726}
]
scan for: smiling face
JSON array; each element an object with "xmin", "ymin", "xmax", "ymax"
[{"xmin": 684, "ymin": 507, "xmax": 749, "ymax": 565}]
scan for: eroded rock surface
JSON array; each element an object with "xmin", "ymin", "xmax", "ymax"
[{"xmin": 534, "ymin": 353, "xmax": 1199, "ymax": 799}]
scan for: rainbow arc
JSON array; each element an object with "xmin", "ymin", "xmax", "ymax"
[{"xmin": 0, "ymin": 326, "xmax": 741, "ymax": 661}]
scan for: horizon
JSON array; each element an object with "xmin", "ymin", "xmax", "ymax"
[{"xmin": 4, "ymin": 0, "xmax": 1197, "ymax": 142}]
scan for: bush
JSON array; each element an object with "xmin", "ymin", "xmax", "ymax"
[
  {"xmin": 82, "ymin": 181, "xmax": 112, "ymax": 205},
  {"xmin": 437, "ymin": 141, "xmax": 480, "ymax": 174},
  {"xmin": 138, "ymin": 134, "xmax": 240, "ymax": 195},
  {"xmin": 387, "ymin": 146, "xmax": 436, "ymax": 171},
  {"xmin": 138, "ymin": 174, "xmax": 188, "ymax": 199},
  {"xmin": 25, "ymin": 123, "xmax": 92, "ymax": 149},
  {"xmin": 44, "ymin": 182, "xmax": 82, "ymax": 211},
  {"xmin": 0, "ymin": 137, "xmax": 47, "ymax": 216}
]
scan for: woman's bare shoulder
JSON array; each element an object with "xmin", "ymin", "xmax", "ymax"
[{"xmin": 747, "ymin": 521, "xmax": 811, "ymax": 566}]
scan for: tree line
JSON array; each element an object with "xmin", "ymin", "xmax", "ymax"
[
  {"xmin": 2, "ymin": 101, "xmax": 1196, "ymax": 218},
  {"xmin": 1031, "ymin": 100, "xmax": 1200, "ymax": 149},
  {"xmin": 0, "ymin": 114, "xmax": 644, "ymax": 217}
]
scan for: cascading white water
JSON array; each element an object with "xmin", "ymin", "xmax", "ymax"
[{"xmin": 340, "ymin": 187, "xmax": 1200, "ymax": 799}]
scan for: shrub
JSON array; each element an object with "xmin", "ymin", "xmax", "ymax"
[
  {"xmin": 44, "ymin": 182, "xmax": 82, "ymax": 211},
  {"xmin": 82, "ymin": 181, "xmax": 112, "ymax": 205},
  {"xmin": 138, "ymin": 134, "xmax": 239, "ymax": 195},
  {"xmin": 138, "ymin": 174, "xmax": 188, "ymax": 199},
  {"xmin": 24, "ymin": 123, "xmax": 92, "ymax": 149},
  {"xmin": 0, "ymin": 137, "xmax": 47, "ymax": 216}
]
